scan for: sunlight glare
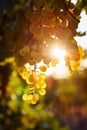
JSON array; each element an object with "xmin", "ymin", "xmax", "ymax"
[
  {"xmin": 53, "ymin": 46, "xmax": 67, "ymax": 60},
  {"xmin": 71, "ymin": 0, "xmax": 77, "ymax": 4},
  {"xmin": 46, "ymin": 47, "xmax": 70, "ymax": 79}
]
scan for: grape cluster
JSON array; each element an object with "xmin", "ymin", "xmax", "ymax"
[
  {"xmin": 15, "ymin": 1, "xmax": 79, "ymax": 65},
  {"xmin": 13, "ymin": 0, "xmax": 85, "ymax": 104},
  {"xmin": 18, "ymin": 66, "xmax": 47, "ymax": 104}
]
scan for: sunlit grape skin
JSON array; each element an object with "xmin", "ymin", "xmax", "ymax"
[
  {"xmin": 39, "ymin": 66, "xmax": 47, "ymax": 72},
  {"xmin": 39, "ymin": 88, "xmax": 46, "ymax": 96}
]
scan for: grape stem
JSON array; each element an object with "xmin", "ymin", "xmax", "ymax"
[
  {"xmin": 64, "ymin": 0, "xmax": 80, "ymax": 23},
  {"xmin": 67, "ymin": 8, "xmax": 80, "ymax": 23},
  {"xmin": 62, "ymin": 0, "xmax": 80, "ymax": 23}
]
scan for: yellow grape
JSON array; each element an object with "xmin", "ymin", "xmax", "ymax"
[
  {"xmin": 36, "ymin": 82, "xmax": 46, "ymax": 89},
  {"xmin": 31, "ymin": 99, "xmax": 38, "ymax": 104},
  {"xmin": 39, "ymin": 65, "xmax": 47, "ymax": 72},
  {"xmin": 31, "ymin": 94, "xmax": 39, "ymax": 104},
  {"xmin": 27, "ymin": 94, "xmax": 33, "ymax": 100},
  {"xmin": 21, "ymin": 71, "xmax": 30, "ymax": 80},
  {"xmin": 19, "ymin": 46, "xmax": 30, "ymax": 56},
  {"xmin": 33, "ymin": 94, "xmax": 39, "ymax": 101},
  {"xmin": 29, "ymin": 71, "xmax": 39, "ymax": 83},
  {"xmin": 26, "ymin": 73, "xmax": 36, "ymax": 84},
  {"xmin": 18, "ymin": 67, "xmax": 26, "ymax": 75},
  {"xmin": 38, "ymin": 78, "xmax": 44, "ymax": 84},
  {"xmin": 51, "ymin": 59, "xmax": 59, "ymax": 67},
  {"xmin": 22, "ymin": 94, "xmax": 28, "ymax": 101},
  {"xmin": 41, "ymin": 82, "xmax": 46, "ymax": 89},
  {"xmin": 29, "ymin": 75, "xmax": 36, "ymax": 82},
  {"xmin": 39, "ymin": 88, "xmax": 46, "ymax": 96},
  {"xmin": 38, "ymin": 74, "xmax": 46, "ymax": 79},
  {"xmin": 36, "ymin": 84, "xmax": 41, "ymax": 89},
  {"xmin": 26, "ymin": 78, "xmax": 30, "ymax": 84}
]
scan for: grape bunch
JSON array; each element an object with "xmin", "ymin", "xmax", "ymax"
[
  {"xmin": 12, "ymin": 0, "xmax": 85, "ymax": 104},
  {"xmin": 18, "ymin": 65, "xmax": 47, "ymax": 104}
]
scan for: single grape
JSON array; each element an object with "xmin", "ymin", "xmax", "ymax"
[
  {"xmin": 31, "ymin": 99, "xmax": 37, "ymax": 104},
  {"xmin": 51, "ymin": 59, "xmax": 59, "ymax": 67},
  {"xmin": 29, "ymin": 74, "xmax": 37, "ymax": 83},
  {"xmin": 27, "ymin": 94, "xmax": 33, "ymax": 100},
  {"xmin": 31, "ymin": 94, "xmax": 39, "ymax": 104},
  {"xmin": 29, "ymin": 70, "xmax": 39, "ymax": 83},
  {"xmin": 39, "ymin": 88, "xmax": 46, "ymax": 95},
  {"xmin": 38, "ymin": 74, "xmax": 46, "ymax": 79},
  {"xmin": 22, "ymin": 94, "xmax": 28, "ymax": 101},
  {"xmin": 33, "ymin": 94, "xmax": 39, "ymax": 101},
  {"xmin": 19, "ymin": 46, "xmax": 30, "ymax": 56},
  {"xmin": 39, "ymin": 65, "xmax": 47, "ymax": 72},
  {"xmin": 18, "ymin": 66, "xmax": 26, "ymax": 75},
  {"xmin": 41, "ymin": 82, "xmax": 46, "ymax": 89},
  {"xmin": 21, "ymin": 71, "xmax": 30, "ymax": 80}
]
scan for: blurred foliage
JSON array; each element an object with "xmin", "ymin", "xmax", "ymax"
[{"xmin": 0, "ymin": 0, "xmax": 87, "ymax": 130}]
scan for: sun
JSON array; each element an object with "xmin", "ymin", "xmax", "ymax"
[
  {"xmin": 46, "ymin": 46, "xmax": 70, "ymax": 79},
  {"xmin": 52, "ymin": 46, "xmax": 67, "ymax": 60}
]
